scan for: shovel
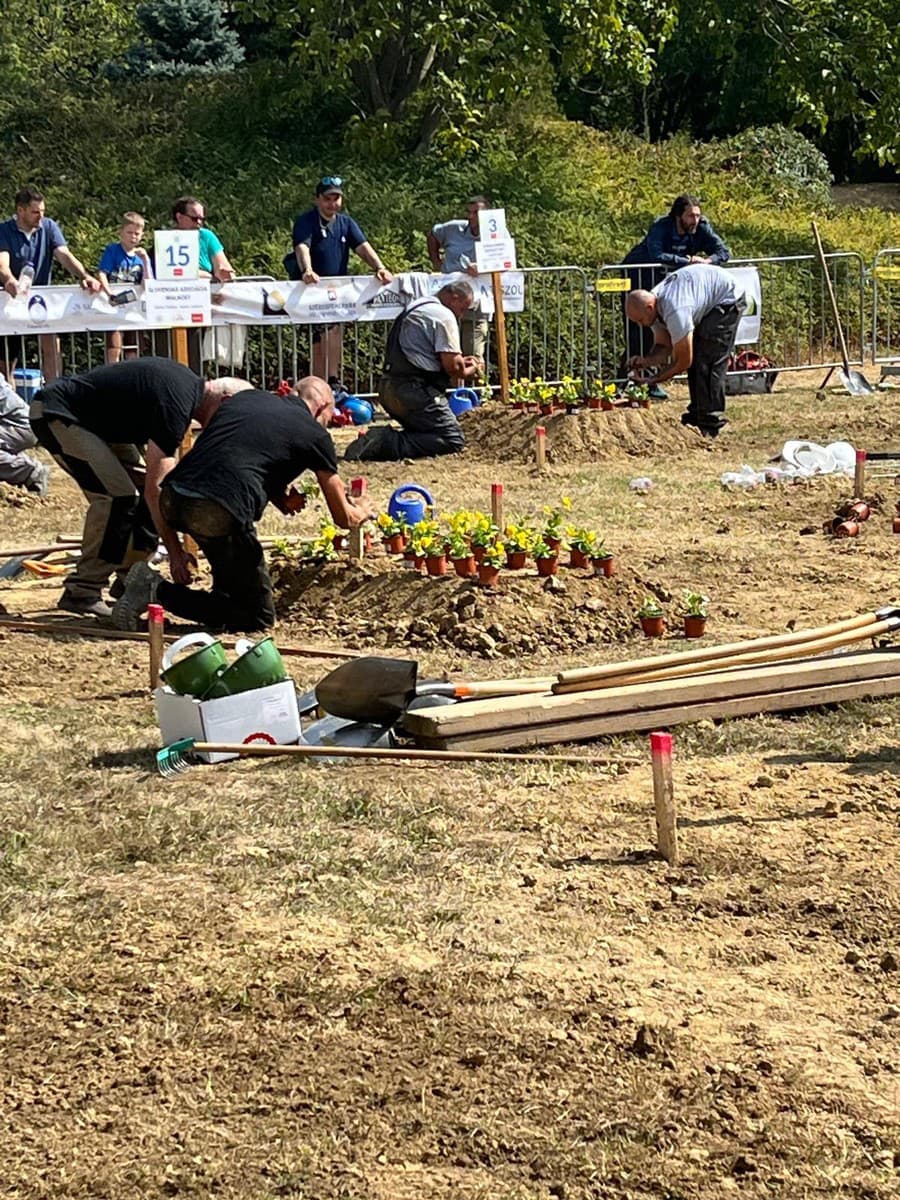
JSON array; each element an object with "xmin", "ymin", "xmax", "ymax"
[
  {"xmin": 315, "ymin": 656, "xmax": 554, "ymax": 724},
  {"xmin": 811, "ymin": 221, "xmax": 873, "ymax": 396}
]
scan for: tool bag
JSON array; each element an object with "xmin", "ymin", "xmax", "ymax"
[{"xmin": 725, "ymin": 349, "xmax": 778, "ymax": 394}]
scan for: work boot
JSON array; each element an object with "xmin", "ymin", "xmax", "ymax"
[
  {"xmin": 25, "ymin": 463, "xmax": 51, "ymax": 496},
  {"xmin": 648, "ymin": 383, "xmax": 668, "ymax": 401},
  {"xmin": 58, "ymin": 592, "xmax": 113, "ymax": 619},
  {"xmin": 111, "ymin": 561, "xmax": 160, "ymax": 630}
]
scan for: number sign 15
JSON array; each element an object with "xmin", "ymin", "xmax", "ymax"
[{"xmin": 154, "ymin": 230, "xmax": 200, "ymax": 281}]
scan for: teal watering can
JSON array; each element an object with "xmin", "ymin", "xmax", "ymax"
[{"xmin": 388, "ymin": 484, "xmax": 435, "ymax": 527}]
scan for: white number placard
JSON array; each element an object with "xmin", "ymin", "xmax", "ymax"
[{"xmin": 154, "ymin": 230, "xmax": 200, "ymax": 281}]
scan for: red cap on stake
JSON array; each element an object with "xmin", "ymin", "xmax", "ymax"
[
  {"xmin": 650, "ymin": 730, "xmax": 673, "ymax": 755},
  {"xmin": 147, "ymin": 603, "xmax": 165, "ymax": 624}
]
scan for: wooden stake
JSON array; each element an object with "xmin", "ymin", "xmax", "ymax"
[
  {"xmin": 490, "ymin": 271, "xmax": 510, "ymax": 404},
  {"xmin": 535, "ymin": 425, "xmax": 547, "ymax": 469},
  {"xmin": 349, "ymin": 477, "xmax": 367, "ymax": 498},
  {"xmin": 650, "ymin": 730, "xmax": 678, "ymax": 864},
  {"xmin": 348, "ymin": 526, "xmax": 365, "ymax": 560},
  {"xmin": 491, "ymin": 482, "xmax": 504, "ymax": 530},
  {"xmin": 148, "ymin": 603, "xmax": 165, "ymax": 690},
  {"xmin": 172, "ymin": 326, "xmax": 198, "ymax": 559},
  {"xmin": 855, "ymin": 449, "xmax": 867, "ymax": 499}
]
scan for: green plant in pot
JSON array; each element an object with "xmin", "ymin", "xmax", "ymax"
[
  {"xmin": 532, "ymin": 538, "xmax": 559, "ymax": 577},
  {"xmin": 503, "ymin": 521, "xmax": 535, "ymax": 568},
  {"xmin": 637, "ymin": 596, "xmax": 666, "ymax": 638},
  {"xmin": 591, "ymin": 539, "xmax": 615, "ymax": 577},
  {"xmin": 566, "ymin": 525, "xmax": 598, "ymax": 567},
  {"xmin": 681, "ymin": 590, "xmax": 709, "ymax": 639},
  {"xmin": 448, "ymin": 532, "xmax": 476, "ymax": 578},
  {"xmin": 559, "ymin": 374, "xmax": 583, "ymax": 412},
  {"xmin": 542, "ymin": 496, "xmax": 571, "ymax": 550},
  {"xmin": 477, "ymin": 538, "xmax": 505, "ymax": 586}
]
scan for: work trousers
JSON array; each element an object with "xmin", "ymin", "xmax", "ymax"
[
  {"xmin": 157, "ymin": 488, "xmax": 275, "ymax": 632},
  {"xmin": 30, "ymin": 400, "xmax": 156, "ymax": 601},
  {"xmin": 0, "ymin": 413, "xmax": 40, "ymax": 486},
  {"xmin": 684, "ymin": 301, "xmax": 746, "ymax": 435},
  {"xmin": 346, "ymin": 376, "xmax": 464, "ymax": 462}
]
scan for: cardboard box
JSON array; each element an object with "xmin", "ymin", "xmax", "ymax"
[{"xmin": 154, "ymin": 679, "xmax": 301, "ymax": 763}]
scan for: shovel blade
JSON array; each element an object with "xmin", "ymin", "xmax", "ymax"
[
  {"xmin": 315, "ymin": 655, "xmax": 419, "ymax": 724},
  {"xmin": 841, "ymin": 368, "xmax": 874, "ymax": 396}
]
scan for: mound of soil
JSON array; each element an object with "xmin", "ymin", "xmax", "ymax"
[
  {"xmin": 272, "ymin": 554, "xmax": 656, "ymax": 660},
  {"xmin": 461, "ymin": 404, "xmax": 708, "ymax": 463}
]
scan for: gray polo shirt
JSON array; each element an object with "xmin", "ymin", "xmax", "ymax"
[
  {"xmin": 652, "ymin": 264, "xmax": 745, "ymax": 345},
  {"xmin": 431, "ymin": 219, "xmax": 478, "ymax": 273},
  {"xmin": 399, "ymin": 296, "xmax": 461, "ymax": 371}
]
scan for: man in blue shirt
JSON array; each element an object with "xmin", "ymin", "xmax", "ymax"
[
  {"xmin": 620, "ymin": 194, "xmax": 730, "ymax": 398},
  {"xmin": 285, "ymin": 176, "xmax": 393, "ymax": 383},
  {"xmin": 0, "ymin": 186, "xmax": 102, "ymax": 381}
]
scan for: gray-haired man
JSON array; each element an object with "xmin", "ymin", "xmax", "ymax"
[{"xmin": 345, "ymin": 280, "xmax": 480, "ymax": 461}]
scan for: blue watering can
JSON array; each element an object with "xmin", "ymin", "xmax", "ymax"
[
  {"xmin": 340, "ymin": 395, "xmax": 374, "ymax": 425},
  {"xmin": 449, "ymin": 386, "xmax": 480, "ymax": 415},
  {"xmin": 388, "ymin": 484, "xmax": 435, "ymax": 527}
]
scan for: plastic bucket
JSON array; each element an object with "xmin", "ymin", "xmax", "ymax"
[
  {"xmin": 448, "ymin": 392, "xmax": 473, "ymax": 417},
  {"xmin": 202, "ymin": 636, "xmax": 288, "ymax": 700},
  {"xmin": 341, "ymin": 396, "xmax": 374, "ymax": 425},
  {"xmin": 160, "ymin": 632, "xmax": 228, "ymax": 697}
]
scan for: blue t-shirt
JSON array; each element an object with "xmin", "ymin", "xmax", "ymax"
[
  {"xmin": 291, "ymin": 210, "xmax": 365, "ymax": 277},
  {"xmin": 98, "ymin": 242, "xmax": 146, "ymax": 284},
  {"xmin": 0, "ymin": 216, "xmax": 67, "ymax": 286}
]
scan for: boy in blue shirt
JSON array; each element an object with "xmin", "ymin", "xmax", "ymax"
[
  {"xmin": 284, "ymin": 176, "xmax": 392, "ymax": 383},
  {"xmin": 98, "ymin": 212, "xmax": 153, "ymax": 362}
]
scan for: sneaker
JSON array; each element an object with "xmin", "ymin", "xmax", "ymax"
[
  {"xmin": 26, "ymin": 463, "xmax": 51, "ymax": 497},
  {"xmin": 58, "ymin": 593, "xmax": 113, "ymax": 619},
  {"xmin": 111, "ymin": 561, "xmax": 160, "ymax": 630},
  {"xmin": 648, "ymin": 384, "xmax": 668, "ymax": 401}
]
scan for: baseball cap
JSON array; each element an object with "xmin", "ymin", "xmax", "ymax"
[{"xmin": 316, "ymin": 175, "xmax": 344, "ymax": 196}]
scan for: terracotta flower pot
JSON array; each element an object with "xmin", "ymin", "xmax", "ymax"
[
  {"xmin": 453, "ymin": 555, "xmax": 476, "ymax": 579},
  {"xmin": 683, "ymin": 615, "xmax": 707, "ymax": 639},
  {"xmin": 601, "ymin": 398, "xmax": 615, "ymax": 411},
  {"xmin": 593, "ymin": 555, "xmax": 615, "ymax": 577},
  {"xmin": 425, "ymin": 553, "xmax": 447, "ymax": 576},
  {"xmin": 536, "ymin": 556, "xmax": 558, "ymax": 577},
  {"xmin": 384, "ymin": 533, "xmax": 406, "ymax": 554},
  {"xmin": 640, "ymin": 616, "xmax": 666, "ymax": 638},
  {"xmin": 844, "ymin": 501, "xmax": 870, "ymax": 522},
  {"xmin": 833, "ymin": 520, "xmax": 860, "ymax": 538},
  {"xmin": 472, "ymin": 545, "xmax": 487, "ymax": 564},
  {"xmin": 587, "ymin": 397, "xmax": 603, "ymax": 410},
  {"xmin": 893, "ymin": 517, "xmax": 900, "ymax": 535},
  {"xmin": 569, "ymin": 548, "xmax": 590, "ymax": 569},
  {"xmin": 545, "ymin": 536, "xmax": 561, "ymax": 553},
  {"xmin": 506, "ymin": 549, "xmax": 528, "ymax": 570},
  {"xmin": 539, "ymin": 403, "xmax": 554, "ymax": 416},
  {"xmin": 477, "ymin": 562, "xmax": 501, "ymax": 587},
  {"xmin": 413, "ymin": 554, "xmax": 426, "ymax": 570},
  {"xmin": 332, "ymin": 533, "xmax": 347, "ymax": 552},
  {"xmin": 512, "ymin": 401, "xmax": 527, "ymax": 411}
]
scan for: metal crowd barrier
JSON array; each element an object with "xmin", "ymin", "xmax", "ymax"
[
  {"xmin": 593, "ymin": 253, "xmax": 867, "ymax": 382},
  {"xmin": 872, "ymin": 249, "xmax": 900, "ymax": 370}
]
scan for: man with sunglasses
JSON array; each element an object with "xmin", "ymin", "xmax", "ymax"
[
  {"xmin": 284, "ymin": 176, "xmax": 392, "ymax": 382},
  {"xmin": 171, "ymin": 196, "xmax": 235, "ymax": 282}
]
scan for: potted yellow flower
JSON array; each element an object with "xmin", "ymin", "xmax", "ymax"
[
  {"xmin": 477, "ymin": 539, "xmax": 505, "ymax": 587},
  {"xmin": 502, "ymin": 522, "xmax": 535, "ymax": 569}
]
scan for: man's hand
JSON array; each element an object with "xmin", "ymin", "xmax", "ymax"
[
  {"xmin": 627, "ymin": 354, "xmax": 647, "ymax": 369},
  {"xmin": 3, "ymin": 279, "xmax": 18, "ymax": 298},
  {"xmin": 81, "ymin": 275, "xmax": 102, "ymax": 294},
  {"xmin": 465, "ymin": 262, "xmax": 480, "ymax": 277},
  {"xmin": 375, "ymin": 267, "xmax": 393, "ymax": 284},
  {"xmin": 302, "ymin": 268, "xmax": 320, "ymax": 285},
  {"xmin": 689, "ymin": 256, "xmax": 710, "ymax": 265},
  {"xmin": 169, "ymin": 545, "xmax": 198, "ymax": 586}
]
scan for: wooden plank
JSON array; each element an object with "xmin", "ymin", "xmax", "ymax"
[
  {"xmin": 412, "ymin": 671, "xmax": 900, "ymax": 751},
  {"xmin": 555, "ymin": 611, "xmax": 879, "ymax": 688},
  {"xmin": 401, "ymin": 650, "xmax": 900, "ymax": 739}
]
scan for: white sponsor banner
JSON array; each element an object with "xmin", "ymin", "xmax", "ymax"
[
  {"xmin": 144, "ymin": 279, "xmax": 211, "ymax": 327},
  {"xmin": 0, "ymin": 272, "xmax": 526, "ymax": 337},
  {"xmin": 732, "ymin": 266, "xmax": 762, "ymax": 344}
]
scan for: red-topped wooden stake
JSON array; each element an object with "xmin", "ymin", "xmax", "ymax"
[{"xmin": 650, "ymin": 730, "xmax": 678, "ymax": 864}]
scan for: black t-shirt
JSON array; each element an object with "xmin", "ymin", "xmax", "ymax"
[
  {"xmin": 165, "ymin": 390, "xmax": 339, "ymax": 526},
  {"xmin": 37, "ymin": 358, "xmax": 203, "ymax": 456}
]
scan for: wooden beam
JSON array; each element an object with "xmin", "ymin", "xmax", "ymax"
[
  {"xmin": 411, "ymin": 670, "xmax": 900, "ymax": 751},
  {"xmin": 402, "ymin": 650, "xmax": 900, "ymax": 740}
]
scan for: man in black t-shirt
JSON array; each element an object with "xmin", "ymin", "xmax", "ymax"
[
  {"xmin": 111, "ymin": 377, "xmax": 372, "ymax": 633},
  {"xmin": 30, "ymin": 358, "xmax": 247, "ymax": 617}
]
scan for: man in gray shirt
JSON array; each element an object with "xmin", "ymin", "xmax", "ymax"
[
  {"xmin": 345, "ymin": 280, "xmax": 481, "ymax": 461},
  {"xmin": 0, "ymin": 372, "xmax": 49, "ymax": 494},
  {"xmin": 427, "ymin": 195, "xmax": 491, "ymax": 360},
  {"xmin": 625, "ymin": 264, "xmax": 746, "ymax": 437}
]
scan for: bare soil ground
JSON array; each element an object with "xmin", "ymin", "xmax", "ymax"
[{"xmin": 1, "ymin": 379, "xmax": 899, "ymax": 1199}]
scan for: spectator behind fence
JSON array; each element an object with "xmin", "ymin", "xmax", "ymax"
[
  {"xmin": 0, "ymin": 369, "xmax": 50, "ymax": 496},
  {"xmin": 98, "ymin": 212, "xmax": 154, "ymax": 363},
  {"xmin": 0, "ymin": 186, "xmax": 102, "ymax": 382},
  {"xmin": 283, "ymin": 175, "xmax": 393, "ymax": 386},
  {"xmin": 621, "ymin": 194, "xmax": 730, "ymax": 398},
  {"xmin": 170, "ymin": 196, "xmax": 235, "ymax": 282},
  {"xmin": 625, "ymin": 263, "xmax": 746, "ymax": 439},
  {"xmin": 427, "ymin": 194, "xmax": 492, "ymax": 361}
]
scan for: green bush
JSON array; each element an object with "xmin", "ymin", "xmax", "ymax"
[{"xmin": 714, "ymin": 126, "xmax": 833, "ymax": 208}]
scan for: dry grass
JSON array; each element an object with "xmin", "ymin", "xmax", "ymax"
[{"xmin": 1, "ymin": 379, "xmax": 899, "ymax": 1198}]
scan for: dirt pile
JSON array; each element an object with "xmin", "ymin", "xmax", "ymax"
[
  {"xmin": 461, "ymin": 404, "xmax": 709, "ymax": 463},
  {"xmin": 272, "ymin": 555, "xmax": 654, "ymax": 659}
]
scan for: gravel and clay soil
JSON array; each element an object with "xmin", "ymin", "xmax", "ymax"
[{"xmin": 0, "ymin": 380, "xmax": 898, "ymax": 1199}]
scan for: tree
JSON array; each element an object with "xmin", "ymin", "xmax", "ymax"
[
  {"xmin": 234, "ymin": 0, "xmax": 652, "ymax": 154},
  {"xmin": 111, "ymin": 0, "xmax": 244, "ymax": 78}
]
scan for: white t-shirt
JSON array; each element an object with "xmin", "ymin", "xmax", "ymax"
[
  {"xmin": 399, "ymin": 296, "xmax": 461, "ymax": 371},
  {"xmin": 652, "ymin": 264, "xmax": 745, "ymax": 345}
]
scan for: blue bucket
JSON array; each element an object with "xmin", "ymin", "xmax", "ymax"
[
  {"xmin": 448, "ymin": 392, "xmax": 473, "ymax": 417},
  {"xmin": 340, "ymin": 396, "xmax": 374, "ymax": 425},
  {"xmin": 13, "ymin": 368, "xmax": 43, "ymax": 402},
  {"xmin": 450, "ymin": 386, "xmax": 480, "ymax": 410}
]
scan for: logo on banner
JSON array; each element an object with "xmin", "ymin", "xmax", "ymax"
[
  {"xmin": 262, "ymin": 287, "xmax": 287, "ymax": 316},
  {"xmin": 327, "ymin": 288, "xmax": 338, "ymax": 301},
  {"xmin": 27, "ymin": 295, "xmax": 48, "ymax": 325},
  {"xmin": 363, "ymin": 287, "xmax": 402, "ymax": 308}
]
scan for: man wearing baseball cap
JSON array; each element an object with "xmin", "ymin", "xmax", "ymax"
[{"xmin": 283, "ymin": 175, "xmax": 393, "ymax": 382}]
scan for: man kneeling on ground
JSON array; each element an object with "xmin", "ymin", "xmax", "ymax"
[
  {"xmin": 344, "ymin": 279, "xmax": 481, "ymax": 462},
  {"xmin": 111, "ymin": 377, "xmax": 372, "ymax": 633}
]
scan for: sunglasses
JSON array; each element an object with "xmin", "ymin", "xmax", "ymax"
[
  {"xmin": 186, "ymin": 213, "xmax": 205, "ymax": 223},
  {"xmin": 319, "ymin": 176, "xmax": 343, "ymax": 189}
]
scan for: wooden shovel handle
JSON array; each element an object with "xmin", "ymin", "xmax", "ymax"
[{"xmin": 190, "ymin": 742, "xmax": 632, "ymax": 767}]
